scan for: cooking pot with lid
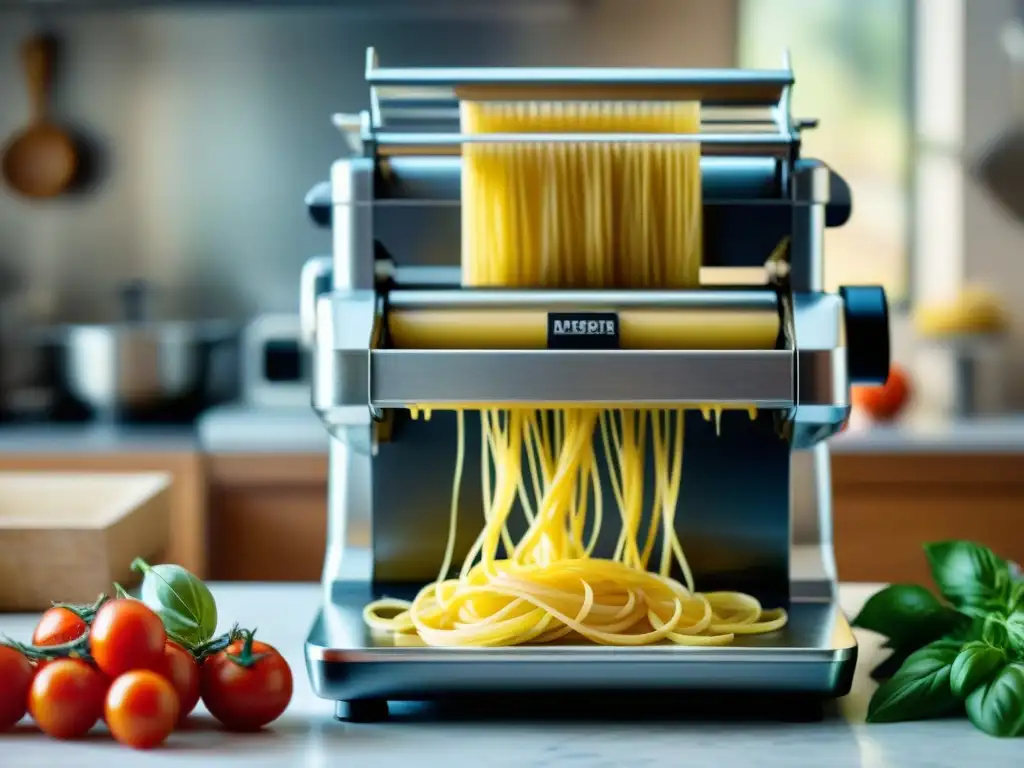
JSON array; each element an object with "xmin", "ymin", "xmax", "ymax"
[{"xmin": 54, "ymin": 281, "xmax": 238, "ymax": 420}]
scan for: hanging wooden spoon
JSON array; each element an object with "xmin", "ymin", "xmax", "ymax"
[{"xmin": 1, "ymin": 34, "xmax": 78, "ymax": 199}]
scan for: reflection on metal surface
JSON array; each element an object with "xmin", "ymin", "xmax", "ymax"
[{"xmin": 305, "ymin": 597, "xmax": 856, "ymax": 701}]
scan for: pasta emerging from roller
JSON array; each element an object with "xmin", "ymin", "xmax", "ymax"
[{"xmin": 364, "ymin": 100, "xmax": 788, "ymax": 647}]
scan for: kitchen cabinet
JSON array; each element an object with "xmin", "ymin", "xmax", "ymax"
[
  {"xmin": 203, "ymin": 451, "xmax": 1024, "ymax": 584},
  {"xmin": 0, "ymin": 450, "xmax": 207, "ymax": 578},
  {"xmin": 206, "ymin": 454, "xmax": 328, "ymax": 582},
  {"xmin": 7, "ymin": 442, "xmax": 1015, "ymax": 586},
  {"xmin": 202, "ymin": 451, "xmax": 1024, "ymax": 586},
  {"xmin": 832, "ymin": 453, "xmax": 1024, "ymax": 586}
]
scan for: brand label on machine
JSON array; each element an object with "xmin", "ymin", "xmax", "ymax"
[{"xmin": 547, "ymin": 312, "xmax": 620, "ymax": 349}]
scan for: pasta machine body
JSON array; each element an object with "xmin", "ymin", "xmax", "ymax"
[{"xmin": 301, "ymin": 49, "xmax": 891, "ymax": 722}]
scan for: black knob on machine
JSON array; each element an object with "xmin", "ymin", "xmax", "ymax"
[
  {"xmin": 305, "ymin": 181, "xmax": 332, "ymax": 228},
  {"xmin": 838, "ymin": 285, "xmax": 890, "ymax": 386}
]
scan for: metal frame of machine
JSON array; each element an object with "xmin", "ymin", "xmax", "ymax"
[{"xmin": 300, "ymin": 48, "xmax": 890, "ymax": 722}]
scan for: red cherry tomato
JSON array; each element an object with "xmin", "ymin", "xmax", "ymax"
[
  {"xmin": 28, "ymin": 659, "xmax": 107, "ymax": 739},
  {"xmin": 32, "ymin": 607, "xmax": 88, "ymax": 647},
  {"xmin": 201, "ymin": 639, "xmax": 293, "ymax": 731},
  {"xmin": 161, "ymin": 642, "xmax": 200, "ymax": 722},
  {"xmin": 89, "ymin": 599, "xmax": 166, "ymax": 679},
  {"xmin": 105, "ymin": 670, "xmax": 179, "ymax": 750},
  {"xmin": 852, "ymin": 364, "xmax": 911, "ymax": 422},
  {"xmin": 0, "ymin": 646, "xmax": 35, "ymax": 730}
]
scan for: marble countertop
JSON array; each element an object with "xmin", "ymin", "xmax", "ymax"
[
  {"xmin": 196, "ymin": 407, "xmax": 1024, "ymax": 455},
  {"xmin": 0, "ymin": 424, "xmax": 197, "ymax": 454},
  {"xmin": 0, "ymin": 582, "xmax": 1018, "ymax": 767},
  {"xmin": 195, "ymin": 405, "xmax": 327, "ymax": 453},
  {"xmin": 2, "ymin": 406, "xmax": 1024, "ymax": 456},
  {"xmin": 834, "ymin": 415, "xmax": 1024, "ymax": 453}
]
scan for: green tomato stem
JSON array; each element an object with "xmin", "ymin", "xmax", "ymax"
[
  {"xmin": 190, "ymin": 624, "xmax": 246, "ymax": 661},
  {"xmin": 112, "ymin": 582, "xmax": 134, "ymax": 600},
  {"xmin": 225, "ymin": 628, "xmax": 269, "ymax": 669},
  {"xmin": 1, "ymin": 632, "xmax": 93, "ymax": 662},
  {"xmin": 51, "ymin": 593, "xmax": 109, "ymax": 623}
]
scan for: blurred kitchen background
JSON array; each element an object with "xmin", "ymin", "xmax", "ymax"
[{"xmin": 0, "ymin": 0, "xmax": 1021, "ymax": 596}]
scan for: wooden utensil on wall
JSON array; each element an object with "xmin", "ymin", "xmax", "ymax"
[{"xmin": 1, "ymin": 34, "xmax": 78, "ymax": 200}]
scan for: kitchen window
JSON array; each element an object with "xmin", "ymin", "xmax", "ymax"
[{"xmin": 737, "ymin": 0, "xmax": 914, "ymax": 303}]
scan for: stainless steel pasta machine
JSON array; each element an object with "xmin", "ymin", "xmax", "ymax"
[{"xmin": 300, "ymin": 48, "xmax": 890, "ymax": 722}]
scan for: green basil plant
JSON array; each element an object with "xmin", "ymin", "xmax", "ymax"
[{"xmin": 853, "ymin": 540, "xmax": 1024, "ymax": 737}]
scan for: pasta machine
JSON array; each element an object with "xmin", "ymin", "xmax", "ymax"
[{"xmin": 301, "ymin": 49, "xmax": 890, "ymax": 722}]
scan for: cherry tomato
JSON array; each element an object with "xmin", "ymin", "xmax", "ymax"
[
  {"xmin": 852, "ymin": 363, "xmax": 911, "ymax": 422},
  {"xmin": 0, "ymin": 646, "xmax": 35, "ymax": 730},
  {"xmin": 105, "ymin": 670, "xmax": 179, "ymax": 750},
  {"xmin": 89, "ymin": 599, "xmax": 166, "ymax": 679},
  {"xmin": 32, "ymin": 607, "xmax": 88, "ymax": 647},
  {"xmin": 201, "ymin": 639, "xmax": 293, "ymax": 731},
  {"xmin": 28, "ymin": 658, "xmax": 107, "ymax": 739},
  {"xmin": 161, "ymin": 642, "xmax": 200, "ymax": 722}
]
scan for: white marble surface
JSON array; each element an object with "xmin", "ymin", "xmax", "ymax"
[
  {"xmin": 1, "ymin": 582, "xmax": 1019, "ymax": 767},
  {"xmin": 3, "ymin": 408, "xmax": 1024, "ymax": 456},
  {"xmin": 195, "ymin": 404, "xmax": 327, "ymax": 453},
  {"xmin": 0, "ymin": 424, "xmax": 197, "ymax": 454},
  {"xmin": 196, "ymin": 406, "xmax": 1024, "ymax": 455},
  {"xmin": 196, "ymin": 406, "xmax": 1024, "ymax": 456},
  {"xmin": 833, "ymin": 415, "xmax": 1024, "ymax": 453}
]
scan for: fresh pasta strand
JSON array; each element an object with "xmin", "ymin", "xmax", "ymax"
[{"xmin": 363, "ymin": 100, "xmax": 788, "ymax": 647}]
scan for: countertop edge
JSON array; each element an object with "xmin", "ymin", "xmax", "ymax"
[{"xmin": 3, "ymin": 413, "xmax": 1024, "ymax": 456}]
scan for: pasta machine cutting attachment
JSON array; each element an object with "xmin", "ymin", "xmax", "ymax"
[{"xmin": 301, "ymin": 48, "xmax": 891, "ymax": 722}]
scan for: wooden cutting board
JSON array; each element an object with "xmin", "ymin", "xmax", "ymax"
[{"xmin": 0, "ymin": 472, "xmax": 171, "ymax": 612}]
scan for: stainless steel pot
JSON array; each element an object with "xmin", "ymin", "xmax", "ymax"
[{"xmin": 54, "ymin": 281, "xmax": 238, "ymax": 419}]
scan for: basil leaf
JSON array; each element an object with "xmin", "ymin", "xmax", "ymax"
[
  {"xmin": 901, "ymin": 639, "xmax": 963, "ymax": 668},
  {"xmin": 924, "ymin": 637, "xmax": 967, "ymax": 653},
  {"xmin": 853, "ymin": 584, "xmax": 961, "ymax": 647},
  {"xmin": 951, "ymin": 641, "xmax": 1007, "ymax": 697},
  {"xmin": 871, "ymin": 651, "xmax": 911, "ymax": 681},
  {"xmin": 982, "ymin": 614, "xmax": 1014, "ymax": 651},
  {"xmin": 1006, "ymin": 611, "xmax": 1024, "ymax": 655},
  {"xmin": 965, "ymin": 663, "xmax": 1024, "ymax": 737},
  {"xmin": 866, "ymin": 640, "xmax": 961, "ymax": 723},
  {"xmin": 1009, "ymin": 583, "xmax": 1024, "ymax": 614},
  {"xmin": 871, "ymin": 637, "xmax": 963, "ymax": 681},
  {"xmin": 131, "ymin": 559, "xmax": 218, "ymax": 647},
  {"xmin": 925, "ymin": 541, "xmax": 1011, "ymax": 616}
]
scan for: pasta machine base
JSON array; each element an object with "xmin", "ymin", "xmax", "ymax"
[{"xmin": 304, "ymin": 593, "xmax": 856, "ymax": 722}]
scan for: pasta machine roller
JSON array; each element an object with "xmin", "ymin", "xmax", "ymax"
[{"xmin": 302, "ymin": 48, "xmax": 890, "ymax": 722}]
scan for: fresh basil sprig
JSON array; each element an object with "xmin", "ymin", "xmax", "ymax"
[{"xmin": 854, "ymin": 540, "xmax": 1024, "ymax": 738}]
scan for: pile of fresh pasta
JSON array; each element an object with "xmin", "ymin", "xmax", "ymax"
[{"xmin": 364, "ymin": 100, "xmax": 788, "ymax": 648}]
